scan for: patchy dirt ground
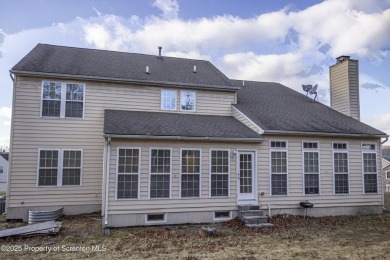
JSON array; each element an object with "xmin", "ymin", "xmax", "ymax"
[{"xmin": 1, "ymin": 197, "xmax": 390, "ymax": 259}]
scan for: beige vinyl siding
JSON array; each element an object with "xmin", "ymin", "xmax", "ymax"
[
  {"xmin": 330, "ymin": 59, "xmax": 360, "ymax": 121},
  {"xmin": 348, "ymin": 60, "xmax": 360, "ymax": 120},
  {"xmin": 107, "ymin": 140, "xmax": 258, "ymax": 215},
  {"xmin": 231, "ymin": 106, "xmax": 261, "ymax": 134},
  {"xmin": 257, "ymin": 135, "xmax": 382, "ymax": 208},
  {"xmin": 8, "ymin": 76, "xmax": 235, "ymax": 209},
  {"xmin": 330, "ymin": 61, "xmax": 350, "ymax": 116}
]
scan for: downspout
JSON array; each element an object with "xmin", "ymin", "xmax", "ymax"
[
  {"xmin": 381, "ymin": 136, "xmax": 388, "ymax": 145},
  {"xmin": 104, "ymin": 136, "xmax": 111, "ymax": 226},
  {"xmin": 380, "ymin": 136, "xmax": 388, "ymax": 210}
]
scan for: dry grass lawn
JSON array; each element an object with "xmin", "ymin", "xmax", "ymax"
[{"xmin": 1, "ymin": 196, "xmax": 390, "ymax": 259}]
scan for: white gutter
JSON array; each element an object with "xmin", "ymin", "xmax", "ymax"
[
  {"xmin": 9, "ymin": 70, "xmax": 239, "ymax": 92},
  {"xmin": 104, "ymin": 136, "xmax": 111, "ymax": 226},
  {"xmin": 103, "ymin": 134, "xmax": 264, "ymax": 143},
  {"xmin": 264, "ymin": 130, "xmax": 387, "ymax": 138}
]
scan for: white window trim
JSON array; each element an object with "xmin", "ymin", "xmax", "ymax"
[
  {"xmin": 209, "ymin": 149, "xmax": 230, "ymax": 198},
  {"xmin": 386, "ymin": 184, "xmax": 390, "ymax": 192},
  {"xmin": 179, "ymin": 90, "xmax": 196, "ymax": 112},
  {"xmin": 115, "ymin": 147, "xmax": 141, "ymax": 200},
  {"xmin": 332, "ymin": 142, "xmax": 349, "ymax": 195},
  {"xmin": 37, "ymin": 148, "xmax": 83, "ymax": 187},
  {"xmin": 269, "ymin": 140, "xmax": 288, "ymax": 196},
  {"xmin": 148, "ymin": 147, "xmax": 172, "ymax": 199},
  {"xmin": 160, "ymin": 89, "xmax": 177, "ymax": 111},
  {"xmin": 361, "ymin": 142, "xmax": 378, "ymax": 194},
  {"xmin": 302, "ymin": 141, "xmax": 320, "ymax": 196},
  {"xmin": 145, "ymin": 213, "xmax": 167, "ymax": 224},
  {"xmin": 179, "ymin": 148, "xmax": 202, "ymax": 199},
  {"xmin": 40, "ymin": 80, "xmax": 86, "ymax": 119}
]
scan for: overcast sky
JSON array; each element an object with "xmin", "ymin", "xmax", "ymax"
[{"xmin": 0, "ymin": 0, "xmax": 390, "ymax": 146}]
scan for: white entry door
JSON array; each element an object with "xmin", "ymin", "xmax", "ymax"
[{"xmin": 237, "ymin": 151, "xmax": 257, "ymax": 204}]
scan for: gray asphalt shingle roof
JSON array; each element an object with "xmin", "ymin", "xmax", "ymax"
[
  {"xmin": 104, "ymin": 110, "xmax": 262, "ymax": 140},
  {"xmin": 11, "ymin": 44, "xmax": 236, "ymax": 90},
  {"xmin": 233, "ymin": 80, "xmax": 386, "ymax": 136}
]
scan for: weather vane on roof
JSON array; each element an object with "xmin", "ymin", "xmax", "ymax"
[{"xmin": 302, "ymin": 84, "xmax": 318, "ymax": 101}]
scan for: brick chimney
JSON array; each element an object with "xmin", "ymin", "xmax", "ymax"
[{"xmin": 329, "ymin": 56, "xmax": 360, "ymax": 121}]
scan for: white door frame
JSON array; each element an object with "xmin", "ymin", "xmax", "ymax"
[{"xmin": 236, "ymin": 150, "xmax": 257, "ymax": 205}]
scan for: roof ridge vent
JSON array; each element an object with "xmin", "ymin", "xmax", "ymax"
[{"xmin": 146, "ymin": 66, "xmax": 149, "ymax": 74}]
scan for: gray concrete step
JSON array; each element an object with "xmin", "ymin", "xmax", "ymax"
[
  {"xmin": 237, "ymin": 205, "xmax": 260, "ymax": 211},
  {"xmin": 246, "ymin": 223, "xmax": 275, "ymax": 228},
  {"xmin": 240, "ymin": 210, "xmax": 265, "ymax": 217},
  {"xmin": 242, "ymin": 215, "xmax": 268, "ymax": 224}
]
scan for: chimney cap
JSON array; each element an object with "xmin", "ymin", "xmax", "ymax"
[{"xmin": 336, "ymin": 55, "xmax": 350, "ymax": 63}]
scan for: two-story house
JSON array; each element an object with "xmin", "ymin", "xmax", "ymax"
[{"xmin": 6, "ymin": 44, "xmax": 388, "ymax": 227}]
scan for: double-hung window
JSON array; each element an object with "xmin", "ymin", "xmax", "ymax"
[
  {"xmin": 362, "ymin": 143, "xmax": 377, "ymax": 193},
  {"xmin": 210, "ymin": 150, "xmax": 229, "ymax": 197},
  {"xmin": 150, "ymin": 149, "xmax": 171, "ymax": 198},
  {"xmin": 387, "ymin": 171, "xmax": 390, "ymax": 179},
  {"xmin": 180, "ymin": 91, "xmax": 196, "ymax": 111},
  {"xmin": 333, "ymin": 142, "xmax": 349, "ymax": 194},
  {"xmin": 42, "ymin": 81, "xmax": 84, "ymax": 118},
  {"xmin": 181, "ymin": 149, "xmax": 201, "ymax": 198},
  {"xmin": 303, "ymin": 142, "xmax": 319, "ymax": 195},
  {"xmin": 38, "ymin": 149, "xmax": 82, "ymax": 186},
  {"xmin": 0, "ymin": 166, "xmax": 3, "ymax": 174},
  {"xmin": 117, "ymin": 148, "xmax": 140, "ymax": 199},
  {"xmin": 161, "ymin": 90, "xmax": 177, "ymax": 110},
  {"xmin": 270, "ymin": 141, "xmax": 288, "ymax": 195}
]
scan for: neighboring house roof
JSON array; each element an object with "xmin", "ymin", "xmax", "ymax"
[
  {"xmin": 233, "ymin": 80, "xmax": 386, "ymax": 137},
  {"xmin": 383, "ymin": 157, "xmax": 390, "ymax": 163},
  {"xmin": 104, "ymin": 110, "xmax": 263, "ymax": 142},
  {"xmin": 0, "ymin": 153, "xmax": 8, "ymax": 161},
  {"xmin": 11, "ymin": 44, "xmax": 237, "ymax": 91}
]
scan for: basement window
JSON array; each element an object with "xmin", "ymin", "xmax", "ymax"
[
  {"xmin": 214, "ymin": 211, "xmax": 231, "ymax": 219},
  {"xmin": 146, "ymin": 213, "xmax": 166, "ymax": 223}
]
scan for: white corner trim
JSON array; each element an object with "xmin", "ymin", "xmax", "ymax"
[{"xmin": 232, "ymin": 106, "xmax": 264, "ymax": 134}]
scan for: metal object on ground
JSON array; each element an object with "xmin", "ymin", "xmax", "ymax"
[
  {"xmin": 28, "ymin": 207, "xmax": 63, "ymax": 224},
  {"xmin": 0, "ymin": 220, "xmax": 61, "ymax": 238}
]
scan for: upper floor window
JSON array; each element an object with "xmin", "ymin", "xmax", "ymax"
[
  {"xmin": 387, "ymin": 171, "xmax": 390, "ymax": 179},
  {"xmin": 180, "ymin": 91, "xmax": 196, "ymax": 111},
  {"xmin": 333, "ymin": 142, "xmax": 348, "ymax": 194},
  {"xmin": 161, "ymin": 90, "xmax": 177, "ymax": 110},
  {"xmin": 42, "ymin": 81, "xmax": 84, "ymax": 118},
  {"xmin": 0, "ymin": 165, "xmax": 3, "ymax": 174},
  {"xmin": 362, "ymin": 143, "xmax": 377, "ymax": 194}
]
